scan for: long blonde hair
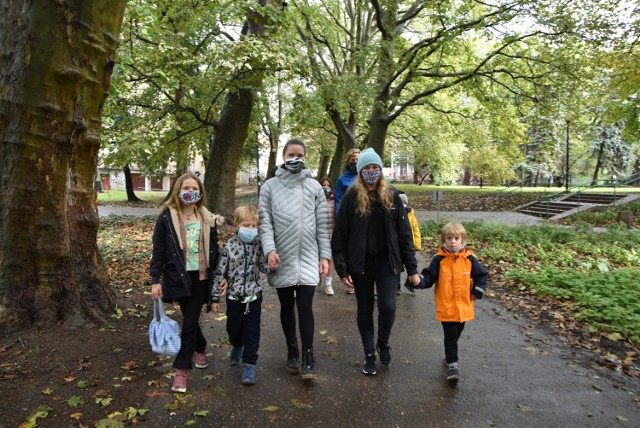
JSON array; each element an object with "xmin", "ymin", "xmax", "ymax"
[
  {"xmin": 352, "ymin": 172, "xmax": 394, "ymax": 216},
  {"xmin": 160, "ymin": 172, "xmax": 207, "ymax": 215}
]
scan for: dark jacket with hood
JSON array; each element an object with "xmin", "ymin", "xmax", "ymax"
[
  {"xmin": 149, "ymin": 206, "xmax": 223, "ymax": 304},
  {"xmin": 332, "ymin": 187, "xmax": 418, "ymax": 278}
]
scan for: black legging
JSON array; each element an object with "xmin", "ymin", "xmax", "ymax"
[
  {"xmin": 276, "ymin": 285, "xmax": 315, "ymax": 350},
  {"xmin": 352, "ymin": 257, "xmax": 399, "ymax": 353},
  {"xmin": 173, "ymin": 271, "xmax": 208, "ymax": 369}
]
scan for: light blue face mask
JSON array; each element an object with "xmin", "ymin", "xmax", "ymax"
[{"xmin": 238, "ymin": 227, "xmax": 258, "ymax": 243}]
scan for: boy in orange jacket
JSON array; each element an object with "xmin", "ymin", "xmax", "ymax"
[{"xmin": 406, "ymin": 222, "xmax": 488, "ymax": 382}]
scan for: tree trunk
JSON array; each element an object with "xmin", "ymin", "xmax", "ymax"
[
  {"xmin": 124, "ymin": 164, "xmax": 142, "ymax": 202},
  {"xmin": 266, "ymin": 134, "xmax": 278, "ymax": 180},
  {"xmin": 0, "ymin": 1, "xmax": 126, "ymax": 329},
  {"xmin": 592, "ymin": 140, "xmax": 605, "ymax": 183},
  {"xmin": 366, "ymin": 107, "xmax": 391, "ymax": 156},
  {"xmin": 328, "ymin": 135, "xmax": 346, "ymax": 185},
  {"xmin": 204, "ymin": 0, "xmax": 284, "ymax": 219},
  {"xmin": 317, "ymin": 152, "xmax": 330, "ymax": 180}
]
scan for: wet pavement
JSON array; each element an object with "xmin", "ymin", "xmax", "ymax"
[
  {"xmin": 99, "ymin": 206, "xmax": 638, "ymax": 426},
  {"xmin": 141, "ymin": 252, "xmax": 639, "ymax": 427}
]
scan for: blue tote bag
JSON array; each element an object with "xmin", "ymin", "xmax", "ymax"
[{"xmin": 149, "ymin": 298, "xmax": 181, "ymax": 356}]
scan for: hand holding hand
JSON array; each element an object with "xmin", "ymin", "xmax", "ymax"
[
  {"xmin": 409, "ymin": 274, "xmax": 420, "ymax": 286},
  {"xmin": 268, "ymin": 252, "xmax": 280, "ymax": 270}
]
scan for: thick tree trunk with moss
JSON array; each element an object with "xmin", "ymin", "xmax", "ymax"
[{"xmin": 0, "ymin": 1, "xmax": 126, "ymax": 329}]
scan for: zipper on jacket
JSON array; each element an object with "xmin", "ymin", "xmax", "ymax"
[
  {"xmin": 296, "ymin": 183, "xmax": 304, "ymax": 285},
  {"xmin": 242, "ymin": 242, "xmax": 249, "ymax": 297}
]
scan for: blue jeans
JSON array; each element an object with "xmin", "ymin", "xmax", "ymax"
[
  {"xmin": 352, "ymin": 257, "xmax": 400, "ymax": 353},
  {"xmin": 226, "ymin": 296, "xmax": 262, "ymax": 366}
]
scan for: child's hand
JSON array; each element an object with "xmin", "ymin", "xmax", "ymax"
[
  {"xmin": 219, "ymin": 278, "xmax": 228, "ymax": 297},
  {"xmin": 471, "ymin": 294, "xmax": 478, "ymax": 301},
  {"xmin": 210, "ymin": 303, "xmax": 220, "ymax": 313}
]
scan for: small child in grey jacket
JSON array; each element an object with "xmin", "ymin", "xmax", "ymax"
[{"xmin": 211, "ymin": 205, "xmax": 269, "ymax": 385}]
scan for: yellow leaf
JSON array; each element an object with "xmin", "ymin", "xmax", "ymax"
[
  {"xmin": 290, "ymin": 399, "xmax": 312, "ymax": 409},
  {"xmin": 70, "ymin": 413, "xmax": 83, "ymax": 421},
  {"xmin": 261, "ymin": 406, "xmax": 279, "ymax": 412},
  {"xmin": 41, "ymin": 388, "xmax": 54, "ymax": 395},
  {"xmin": 319, "ymin": 330, "xmax": 328, "ymax": 335}
]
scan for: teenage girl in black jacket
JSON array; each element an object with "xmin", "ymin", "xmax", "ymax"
[
  {"xmin": 149, "ymin": 173, "xmax": 223, "ymax": 392},
  {"xmin": 332, "ymin": 148, "xmax": 421, "ymax": 376}
]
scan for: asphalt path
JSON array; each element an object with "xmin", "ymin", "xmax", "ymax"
[{"xmin": 99, "ymin": 206, "xmax": 638, "ymax": 426}]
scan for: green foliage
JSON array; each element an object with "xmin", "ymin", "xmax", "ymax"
[{"xmin": 506, "ymin": 267, "xmax": 640, "ymax": 341}]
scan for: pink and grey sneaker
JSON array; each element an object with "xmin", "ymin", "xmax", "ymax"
[
  {"xmin": 194, "ymin": 352, "xmax": 208, "ymax": 369},
  {"xmin": 171, "ymin": 369, "xmax": 189, "ymax": 393}
]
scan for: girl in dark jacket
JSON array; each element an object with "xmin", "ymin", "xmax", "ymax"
[
  {"xmin": 332, "ymin": 148, "xmax": 421, "ymax": 375},
  {"xmin": 150, "ymin": 173, "xmax": 224, "ymax": 392}
]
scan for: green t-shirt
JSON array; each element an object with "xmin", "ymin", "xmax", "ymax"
[{"xmin": 185, "ymin": 221, "xmax": 201, "ymax": 271}]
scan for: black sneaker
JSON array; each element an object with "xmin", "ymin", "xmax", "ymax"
[
  {"xmin": 447, "ymin": 362, "xmax": 460, "ymax": 382},
  {"xmin": 301, "ymin": 348, "xmax": 317, "ymax": 381},
  {"xmin": 362, "ymin": 354, "xmax": 377, "ymax": 375},
  {"xmin": 286, "ymin": 345, "xmax": 300, "ymax": 374},
  {"xmin": 377, "ymin": 342, "xmax": 391, "ymax": 367}
]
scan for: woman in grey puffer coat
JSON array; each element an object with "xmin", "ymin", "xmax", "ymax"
[{"xmin": 258, "ymin": 139, "xmax": 331, "ymax": 382}]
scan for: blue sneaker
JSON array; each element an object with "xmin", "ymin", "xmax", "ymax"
[
  {"xmin": 241, "ymin": 364, "xmax": 256, "ymax": 385},
  {"xmin": 230, "ymin": 346, "xmax": 243, "ymax": 366}
]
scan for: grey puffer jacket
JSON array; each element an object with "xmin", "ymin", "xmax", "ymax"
[{"xmin": 258, "ymin": 166, "xmax": 331, "ymax": 288}]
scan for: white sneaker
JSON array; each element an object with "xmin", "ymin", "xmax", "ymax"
[{"xmin": 325, "ymin": 283, "xmax": 334, "ymax": 295}]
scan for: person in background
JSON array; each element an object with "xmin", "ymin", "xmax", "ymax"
[
  {"xmin": 320, "ymin": 177, "xmax": 336, "ymax": 296},
  {"xmin": 149, "ymin": 173, "xmax": 223, "ymax": 393},
  {"xmin": 332, "ymin": 148, "xmax": 420, "ymax": 376},
  {"xmin": 398, "ymin": 192, "xmax": 422, "ymax": 295},
  {"xmin": 334, "ymin": 148, "xmax": 360, "ymax": 294},
  {"xmin": 210, "ymin": 204, "xmax": 269, "ymax": 385},
  {"xmin": 407, "ymin": 222, "xmax": 488, "ymax": 382},
  {"xmin": 258, "ymin": 139, "xmax": 331, "ymax": 382}
]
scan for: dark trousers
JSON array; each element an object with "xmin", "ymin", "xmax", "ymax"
[
  {"xmin": 276, "ymin": 285, "xmax": 315, "ymax": 350},
  {"xmin": 173, "ymin": 272, "xmax": 208, "ymax": 370},
  {"xmin": 352, "ymin": 257, "xmax": 400, "ymax": 353},
  {"xmin": 442, "ymin": 321, "xmax": 466, "ymax": 364},
  {"xmin": 226, "ymin": 296, "xmax": 262, "ymax": 366}
]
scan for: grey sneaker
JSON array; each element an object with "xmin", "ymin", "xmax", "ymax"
[
  {"xmin": 447, "ymin": 362, "xmax": 460, "ymax": 382},
  {"xmin": 362, "ymin": 353, "xmax": 377, "ymax": 375}
]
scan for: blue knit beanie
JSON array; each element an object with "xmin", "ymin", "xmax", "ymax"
[{"xmin": 356, "ymin": 148, "xmax": 383, "ymax": 174}]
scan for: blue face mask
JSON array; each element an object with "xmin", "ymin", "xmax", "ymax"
[
  {"xmin": 238, "ymin": 227, "xmax": 258, "ymax": 243},
  {"xmin": 179, "ymin": 190, "xmax": 201, "ymax": 205}
]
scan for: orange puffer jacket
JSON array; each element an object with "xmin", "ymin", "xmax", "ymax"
[{"xmin": 420, "ymin": 247, "xmax": 488, "ymax": 323}]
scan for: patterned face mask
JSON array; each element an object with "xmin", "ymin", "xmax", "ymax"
[
  {"xmin": 361, "ymin": 169, "xmax": 381, "ymax": 186},
  {"xmin": 284, "ymin": 157, "xmax": 305, "ymax": 173},
  {"xmin": 347, "ymin": 161, "xmax": 357, "ymax": 172},
  {"xmin": 179, "ymin": 190, "xmax": 201, "ymax": 205}
]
